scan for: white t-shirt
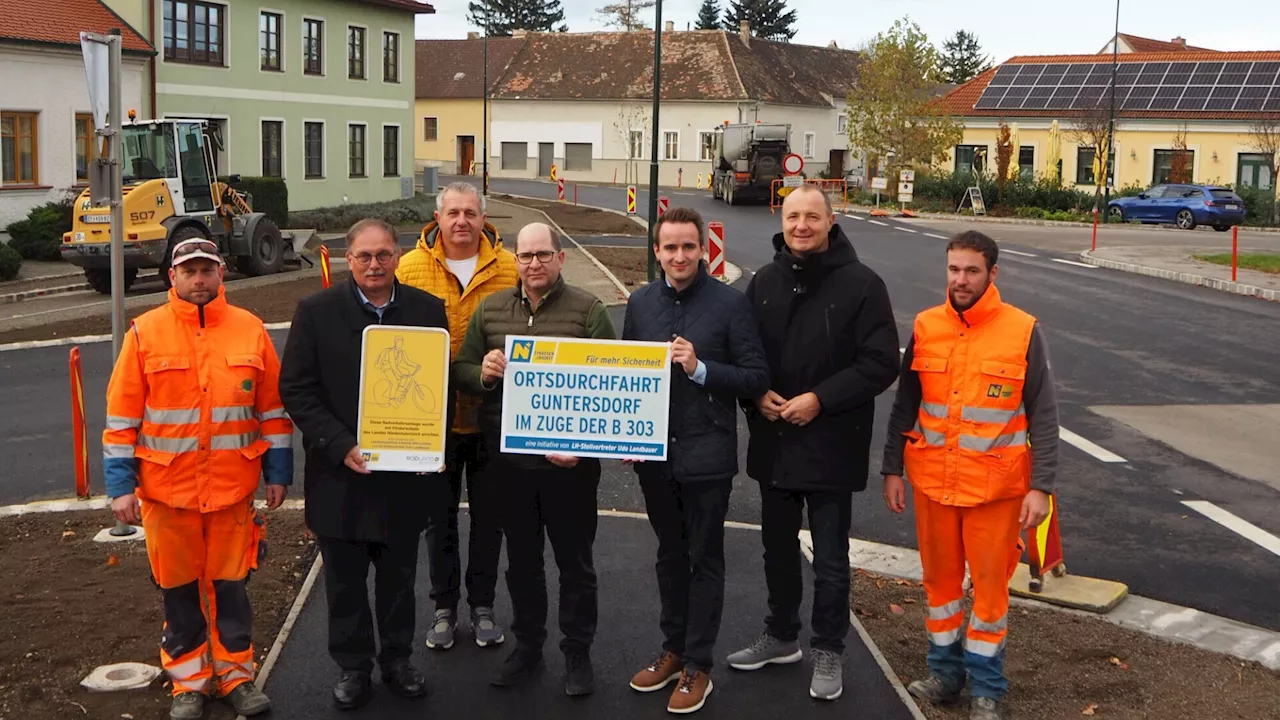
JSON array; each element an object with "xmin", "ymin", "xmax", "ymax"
[{"xmin": 445, "ymin": 254, "xmax": 480, "ymax": 290}]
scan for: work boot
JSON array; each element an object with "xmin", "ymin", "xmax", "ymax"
[
  {"xmin": 630, "ymin": 650, "xmax": 684, "ymax": 692},
  {"xmin": 490, "ymin": 648, "xmax": 544, "ymax": 687},
  {"xmin": 332, "ymin": 671, "xmax": 372, "ymax": 710},
  {"xmin": 726, "ymin": 632, "xmax": 803, "ymax": 671},
  {"xmin": 169, "ymin": 692, "xmax": 204, "ymax": 720},
  {"xmin": 971, "ymin": 696, "xmax": 1003, "ymax": 720},
  {"xmin": 907, "ymin": 674, "xmax": 962, "ymax": 705},
  {"xmin": 471, "ymin": 606, "xmax": 506, "ymax": 647},
  {"xmin": 809, "ymin": 649, "xmax": 843, "ymax": 700},
  {"xmin": 425, "ymin": 608, "xmax": 456, "ymax": 650},
  {"xmin": 224, "ymin": 682, "xmax": 271, "ymax": 716},
  {"xmin": 564, "ymin": 650, "xmax": 595, "ymax": 696},
  {"xmin": 667, "ymin": 669, "xmax": 713, "ymax": 714},
  {"xmin": 381, "ymin": 659, "xmax": 426, "ymax": 699}
]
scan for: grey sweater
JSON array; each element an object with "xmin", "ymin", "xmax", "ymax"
[{"xmin": 880, "ymin": 323, "xmax": 1060, "ymax": 495}]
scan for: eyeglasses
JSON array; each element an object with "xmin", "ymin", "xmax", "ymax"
[
  {"xmin": 171, "ymin": 240, "xmax": 220, "ymax": 259},
  {"xmin": 515, "ymin": 250, "xmax": 557, "ymax": 265},
  {"xmin": 350, "ymin": 251, "xmax": 395, "ymax": 266}
]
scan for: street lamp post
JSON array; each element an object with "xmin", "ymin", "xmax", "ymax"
[
  {"xmin": 645, "ymin": 2, "xmax": 663, "ymax": 282},
  {"xmin": 483, "ymin": 28, "xmax": 489, "ymax": 196},
  {"xmin": 1105, "ymin": 0, "xmax": 1120, "ymax": 209}
]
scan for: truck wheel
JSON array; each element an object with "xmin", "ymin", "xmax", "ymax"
[
  {"xmin": 726, "ymin": 182, "xmax": 737, "ymax": 206},
  {"xmin": 84, "ymin": 267, "xmax": 138, "ymax": 295},
  {"xmin": 238, "ymin": 218, "xmax": 284, "ymax": 276},
  {"xmin": 161, "ymin": 225, "xmax": 210, "ymax": 289}
]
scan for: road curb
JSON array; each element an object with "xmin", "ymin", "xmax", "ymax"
[
  {"xmin": 0, "ymin": 282, "xmax": 91, "ymax": 304},
  {"xmin": 846, "ymin": 204, "xmax": 1280, "ymax": 234},
  {"xmin": 1079, "ymin": 249, "xmax": 1279, "ymax": 302}
]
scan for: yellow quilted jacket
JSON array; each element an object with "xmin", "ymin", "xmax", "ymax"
[{"xmin": 396, "ymin": 220, "xmax": 518, "ymax": 434}]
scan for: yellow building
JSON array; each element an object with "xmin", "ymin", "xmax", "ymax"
[
  {"xmin": 940, "ymin": 39, "xmax": 1278, "ymax": 194},
  {"xmin": 414, "ymin": 35, "xmax": 524, "ymax": 175}
]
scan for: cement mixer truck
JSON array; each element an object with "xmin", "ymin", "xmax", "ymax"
[{"xmin": 710, "ymin": 122, "xmax": 791, "ymax": 206}]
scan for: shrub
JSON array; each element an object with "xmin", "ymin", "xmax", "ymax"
[
  {"xmin": 1233, "ymin": 184, "xmax": 1278, "ymax": 227},
  {"xmin": 1113, "ymin": 182, "xmax": 1148, "ymax": 198},
  {"xmin": 220, "ymin": 176, "xmax": 289, "ymax": 228},
  {"xmin": 288, "ymin": 195, "xmax": 436, "ymax": 232},
  {"xmin": 5, "ymin": 195, "xmax": 74, "ymax": 261},
  {"xmin": 0, "ymin": 242, "xmax": 21, "ymax": 281}
]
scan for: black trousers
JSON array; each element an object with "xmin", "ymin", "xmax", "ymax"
[
  {"xmin": 639, "ymin": 472, "xmax": 732, "ymax": 673},
  {"xmin": 424, "ymin": 433, "xmax": 502, "ymax": 611},
  {"xmin": 761, "ymin": 486, "xmax": 852, "ymax": 654},
  {"xmin": 496, "ymin": 457, "xmax": 601, "ymax": 656},
  {"xmin": 317, "ymin": 535, "xmax": 419, "ymax": 673}
]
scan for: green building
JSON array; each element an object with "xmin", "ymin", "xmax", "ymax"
[{"xmin": 104, "ymin": 0, "xmax": 434, "ymax": 210}]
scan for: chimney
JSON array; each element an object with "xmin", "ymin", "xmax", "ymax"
[
  {"xmin": 1172, "ymin": 36, "xmax": 1186, "ymax": 47},
  {"xmin": 665, "ymin": 20, "xmax": 674, "ymax": 33},
  {"xmin": 512, "ymin": 29, "xmax": 528, "ymax": 38},
  {"xmin": 828, "ymin": 40, "xmax": 838, "ymax": 49},
  {"xmin": 739, "ymin": 20, "xmax": 750, "ymax": 46},
  {"xmin": 467, "ymin": 31, "xmax": 479, "ymax": 40}
]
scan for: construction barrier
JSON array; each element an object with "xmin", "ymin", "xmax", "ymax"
[
  {"xmin": 319, "ymin": 245, "xmax": 332, "ymax": 289},
  {"xmin": 707, "ymin": 222, "xmax": 725, "ymax": 278},
  {"xmin": 1023, "ymin": 494, "xmax": 1065, "ymax": 593},
  {"xmin": 557, "ymin": 177, "xmax": 566, "ymax": 203},
  {"xmin": 657, "ymin": 196, "xmax": 669, "ymax": 219},
  {"xmin": 70, "ymin": 346, "xmax": 90, "ymax": 499},
  {"xmin": 627, "ymin": 185, "xmax": 637, "ymax": 215},
  {"xmin": 769, "ymin": 178, "xmax": 849, "ymax": 214},
  {"xmin": 550, "ymin": 164, "xmax": 558, "ymax": 182},
  {"xmin": 696, "ymin": 173, "xmax": 704, "ymax": 190}
]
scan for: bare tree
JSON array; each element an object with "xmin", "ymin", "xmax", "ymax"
[
  {"xmin": 613, "ymin": 103, "xmax": 650, "ymax": 185},
  {"xmin": 597, "ymin": 0, "xmax": 655, "ymax": 32},
  {"xmin": 1170, "ymin": 124, "xmax": 1192, "ymax": 184},
  {"xmin": 1248, "ymin": 119, "xmax": 1280, "ymax": 224},
  {"xmin": 995, "ymin": 121, "xmax": 1012, "ymax": 199},
  {"xmin": 1065, "ymin": 102, "xmax": 1111, "ymax": 206}
]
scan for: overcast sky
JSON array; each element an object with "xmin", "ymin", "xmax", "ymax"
[{"xmin": 415, "ymin": 0, "xmax": 1280, "ymax": 62}]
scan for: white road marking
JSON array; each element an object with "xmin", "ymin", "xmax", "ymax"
[
  {"xmin": 1002, "ymin": 249, "xmax": 1038, "ymax": 258},
  {"xmin": 896, "ymin": 227, "xmax": 918, "ymax": 234},
  {"xmin": 1060, "ymin": 428, "xmax": 1127, "ymax": 463},
  {"xmin": 1182, "ymin": 501, "xmax": 1280, "ymax": 557},
  {"xmin": 925, "ymin": 233, "xmax": 948, "ymax": 239},
  {"xmin": 843, "ymin": 214, "xmax": 864, "ymax": 220},
  {"xmin": 1051, "ymin": 258, "xmax": 1098, "ymax": 269},
  {"xmin": 868, "ymin": 220, "xmax": 889, "ymax": 227}
]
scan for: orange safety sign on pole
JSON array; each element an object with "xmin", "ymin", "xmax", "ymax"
[
  {"xmin": 319, "ymin": 245, "xmax": 332, "ymax": 289},
  {"xmin": 657, "ymin": 196, "xmax": 669, "ymax": 219},
  {"xmin": 707, "ymin": 222, "xmax": 726, "ymax": 278},
  {"xmin": 1091, "ymin": 208, "xmax": 1099, "ymax": 252},
  {"xmin": 1023, "ymin": 494, "xmax": 1065, "ymax": 592},
  {"xmin": 557, "ymin": 177, "xmax": 566, "ymax": 203},
  {"xmin": 69, "ymin": 346, "xmax": 91, "ymax": 499},
  {"xmin": 627, "ymin": 185, "xmax": 637, "ymax": 215},
  {"xmin": 550, "ymin": 163, "xmax": 558, "ymax": 182}
]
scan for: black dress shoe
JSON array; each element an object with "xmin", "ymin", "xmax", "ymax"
[
  {"xmin": 333, "ymin": 671, "xmax": 373, "ymax": 710},
  {"xmin": 564, "ymin": 651, "xmax": 595, "ymax": 696},
  {"xmin": 381, "ymin": 659, "xmax": 426, "ymax": 699},
  {"xmin": 490, "ymin": 648, "xmax": 544, "ymax": 687}
]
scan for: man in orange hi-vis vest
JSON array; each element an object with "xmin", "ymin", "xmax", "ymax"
[
  {"xmin": 880, "ymin": 231, "xmax": 1059, "ymax": 720},
  {"xmin": 103, "ymin": 238, "xmax": 294, "ymax": 720}
]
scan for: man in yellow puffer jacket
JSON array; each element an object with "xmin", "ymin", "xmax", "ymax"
[{"xmin": 396, "ymin": 181, "xmax": 518, "ymax": 650}]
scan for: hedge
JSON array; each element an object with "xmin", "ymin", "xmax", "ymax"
[
  {"xmin": 5, "ymin": 197, "xmax": 74, "ymax": 261},
  {"xmin": 288, "ymin": 195, "xmax": 435, "ymax": 232},
  {"xmin": 219, "ymin": 176, "xmax": 289, "ymax": 228},
  {"xmin": 0, "ymin": 242, "xmax": 21, "ymax": 281}
]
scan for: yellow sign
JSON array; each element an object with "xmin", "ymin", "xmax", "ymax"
[{"xmin": 356, "ymin": 325, "xmax": 450, "ymax": 473}]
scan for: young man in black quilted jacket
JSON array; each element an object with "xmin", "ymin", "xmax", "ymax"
[{"xmin": 621, "ymin": 206, "xmax": 770, "ymax": 714}]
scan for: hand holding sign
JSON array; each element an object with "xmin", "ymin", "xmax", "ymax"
[
  {"xmin": 671, "ymin": 336, "xmax": 698, "ymax": 376},
  {"xmin": 482, "ymin": 349, "xmax": 507, "ymax": 385}
]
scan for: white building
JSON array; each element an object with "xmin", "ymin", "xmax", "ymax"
[
  {"xmin": 0, "ymin": 0, "xmax": 153, "ymax": 232},
  {"xmin": 478, "ymin": 24, "xmax": 862, "ymax": 187}
]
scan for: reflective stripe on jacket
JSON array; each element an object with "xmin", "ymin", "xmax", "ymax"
[
  {"xmin": 903, "ymin": 284, "xmax": 1036, "ymax": 507},
  {"xmin": 102, "ymin": 286, "xmax": 293, "ymax": 510}
]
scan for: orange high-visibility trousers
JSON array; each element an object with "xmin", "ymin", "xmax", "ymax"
[
  {"xmin": 913, "ymin": 488, "xmax": 1022, "ymax": 699},
  {"xmin": 141, "ymin": 496, "xmax": 261, "ymax": 697}
]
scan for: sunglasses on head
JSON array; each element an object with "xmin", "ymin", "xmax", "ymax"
[{"xmin": 172, "ymin": 240, "xmax": 221, "ymax": 259}]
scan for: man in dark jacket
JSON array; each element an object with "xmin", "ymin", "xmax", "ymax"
[
  {"xmin": 279, "ymin": 219, "xmax": 451, "ymax": 711},
  {"xmin": 621, "ymin": 207, "xmax": 770, "ymax": 714},
  {"xmin": 728, "ymin": 186, "xmax": 901, "ymax": 702},
  {"xmin": 454, "ymin": 222, "xmax": 616, "ymax": 697}
]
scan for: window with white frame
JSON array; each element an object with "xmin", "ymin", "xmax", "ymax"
[
  {"xmin": 629, "ymin": 130, "xmax": 644, "ymax": 159},
  {"xmin": 349, "ymin": 123, "xmax": 366, "ymax": 178},
  {"xmin": 803, "ymin": 132, "xmax": 816, "ymax": 159},
  {"xmin": 383, "ymin": 126, "xmax": 399, "ymax": 177},
  {"xmin": 698, "ymin": 131, "xmax": 715, "ymax": 161},
  {"xmin": 837, "ymin": 114, "xmax": 848, "ymax": 135},
  {"xmin": 663, "ymin": 131, "xmax": 679, "ymax": 161}
]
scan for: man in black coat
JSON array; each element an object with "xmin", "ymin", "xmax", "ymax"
[
  {"xmin": 279, "ymin": 219, "xmax": 452, "ymax": 711},
  {"xmin": 727, "ymin": 186, "xmax": 901, "ymax": 702},
  {"xmin": 621, "ymin": 207, "xmax": 770, "ymax": 714}
]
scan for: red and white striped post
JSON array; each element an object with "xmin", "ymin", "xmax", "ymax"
[
  {"xmin": 657, "ymin": 196, "xmax": 669, "ymax": 219},
  {"xmin": 557, "ymin": 177, "xmax": 566, "ymax": 202},
  {"xmin": 707, "ymin": 221, "xmax": 726, "ymax": 278}
]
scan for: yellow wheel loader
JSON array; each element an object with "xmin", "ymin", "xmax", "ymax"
[{"xmin": 62, "ymin": 119, "xmax": 295, "ymax": 293}]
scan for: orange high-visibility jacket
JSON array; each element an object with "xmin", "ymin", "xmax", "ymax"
[
  {"xmin": 903, "ymin": 284, "xmax": 1036, "ymax": 507},
  {"xmin": 102, "ymin": 287, "xmax": 293, "ymax": 511}
]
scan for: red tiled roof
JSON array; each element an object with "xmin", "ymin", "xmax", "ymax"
[
  {"xmin": 0, "ymin": 0, "xmax": 153, "ymax": 53},
  {"xmin": 360, "ymin": 0, "xmax": 435, "ymax": 13},
  {"xmin": 416, "ymin": 37, "xmax": 525, "ymax": 98},
  {"xmin": 1114, "ymin": 33, "xmax": 1217, "ymax": 53},
  {"xmin": 940, "ymin": 50, "xmax": 1280, "ymax": 120}
]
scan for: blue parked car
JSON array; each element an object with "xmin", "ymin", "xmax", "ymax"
[{"xmin": 1108, "ymin": 184, "xmax": 1246, "ymax": 231}]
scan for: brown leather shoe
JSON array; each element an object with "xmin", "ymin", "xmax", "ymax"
[
  {"xmin": 667, "ymin": 669, "xmax": 713, "ymax": 714},
  {"xmin": 630, "ymin": 650, "xmax": 684, "ymax": 692}
]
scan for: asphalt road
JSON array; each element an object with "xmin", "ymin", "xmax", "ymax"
[{"xmin": 3, "ymin": 175, "xmax": 1278, "ymax": 631}]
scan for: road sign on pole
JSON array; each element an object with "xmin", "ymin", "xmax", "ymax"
[
  {"xmin": 627, "ymin": 185, "xmax": 638, "ymax": 215},
  {"xmin": 782, "ymin": 153, "xmax": 804, "ymax": 176},
  {"xmin": 707, "ymin": 222, "xmax": 725, "ymax": 278},
  {"xmin": 81, "ymin": 30, "xmax": 125, "ymax": 362},
  {"xmin": 557, "ymin": 177, "xmax": 566, "ymax": 202},
  {"xmin": 657, "ymin": 196, "xmax": 669, "ymax": 218}
]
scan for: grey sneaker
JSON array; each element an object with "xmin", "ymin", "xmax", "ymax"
[
  {"xmin": 472, "ymin": 606, "xmax": 506, "ymax": 647},
  {"xmin": 169, "ymin": 692, "xmax": 204, "ymax": 720},
  {"xmin": 907, "ymin": 674, "xmax": 962, "ymax": 705},
  {"xmin": 809, "ymin": 649, "xmax": 843, "ymax": 700},
  {"xmin": 971, "ymin": 696, "xmax": 1003, "ymax": 720},
  {"xmin": 426, "ymin": 608, "xmax": 456, "ymax": 650},
  {"xmin": 726, "ymin": 632, "xmax": 803, "ymax": 671},
  {"xmin": 224, "ymin": 682, "xmax": 271, "ymax": 716}
]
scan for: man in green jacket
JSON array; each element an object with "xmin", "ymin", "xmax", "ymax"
[{"xmin": 454, "ymin": 222, "xmax": 615, "ymax": 698}]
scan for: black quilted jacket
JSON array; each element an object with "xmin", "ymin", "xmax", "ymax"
[{"xmin": 622, "ymin": 265, "xmax": 770, "ymax": 482}]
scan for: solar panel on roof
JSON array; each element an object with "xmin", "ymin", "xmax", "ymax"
[{"xmin": 1264, "ymin": 97, "xmax": 1280, "ymax": 111}]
